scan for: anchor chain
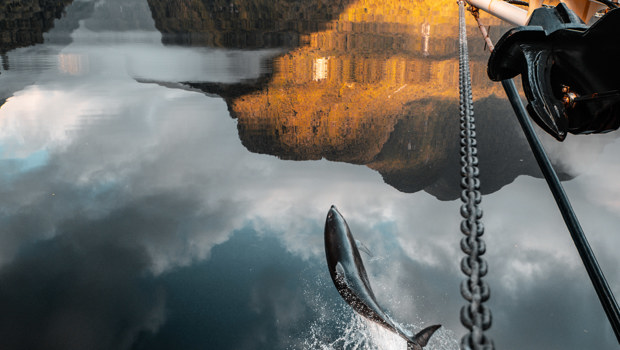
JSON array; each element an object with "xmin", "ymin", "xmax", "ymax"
[{"xmin": 457, "ymin": 2, "xmax": 494, "ymax": 349}]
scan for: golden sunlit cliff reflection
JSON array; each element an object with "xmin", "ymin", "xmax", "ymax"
[{"xmin": 147, "ymin": 0, "xmax": 560, "ymax": 199}]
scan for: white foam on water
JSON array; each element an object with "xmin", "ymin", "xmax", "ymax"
[
  {"xmin": 298, "ymin": 297, "xmax": 459, "ymax": 350},
  {"xmin": 294, "ymin": 271, "xmax": 458, "ymax": 350}
]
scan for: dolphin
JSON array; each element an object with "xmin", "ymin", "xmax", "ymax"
[{"xmin": 324, "ymin": 205, "xmax": 441, "ymax": 350}]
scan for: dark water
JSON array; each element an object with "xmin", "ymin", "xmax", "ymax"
[{"xmin": 0, "ymin": 0, "xmax": 619, "ymax": 349}]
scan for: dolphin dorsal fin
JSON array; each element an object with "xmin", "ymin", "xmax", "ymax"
[
  {"xmin": 414, "ymin": 324, "xmax": 441, "ymax": 347},
  {"xmin": 355, "ymin": 240, "xmax": 373, "ymax": 257}
]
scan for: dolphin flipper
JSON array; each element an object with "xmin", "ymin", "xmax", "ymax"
[{"xmin": 355, "ymin": 239, "xmax": 373, "ymax": 257}]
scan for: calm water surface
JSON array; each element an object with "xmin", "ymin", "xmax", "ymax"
[{"xmin": 1, "ymin": 0, "xmax": 619, "ymax": 349}]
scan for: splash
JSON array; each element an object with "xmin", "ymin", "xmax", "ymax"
[
  {"xmin": 292, "ymin": 265, "xmax": 458, "ymax": 350},
  {"xmin": 302, "ymin": 310, "xmax": 404, "ymax": 350},
  {"xmin": 297, "ymin": 293, "xmax": 459, "ymax": 350}
]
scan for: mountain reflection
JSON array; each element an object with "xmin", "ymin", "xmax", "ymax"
[
  {"xmin": 145, "ymin": 0, "xmax": 566, "ymax": 199},
  {"xmin": 0, "ymin": 0, "xmax": 73, "ymax": 57},
  {"xmin": 0, "ymin": 0, "xmax": 155, "ymax": 56},
  {"xmin": 147, "ymin": 0, "xmax": 356, "ymax": 48}
]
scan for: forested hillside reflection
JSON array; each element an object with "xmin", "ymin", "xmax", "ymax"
[
  {"xmin": 1, "ymin": 0, "xmax": 155, "ymax": 56},
  {"xmin": 147, "ymin": 0, "xmax": 356, "ymax": 47},
  {"xmin": 0, "ymin": 0, "xmax": 73, "ymax": 55},
  {"xmin": 144, "ymin": 0, "xmax": 571, "ymax": 199}
]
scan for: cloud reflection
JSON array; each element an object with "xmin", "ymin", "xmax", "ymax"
[{"xmin": 0, "ymin": 218, "xmax": 165, "ymax": 350}]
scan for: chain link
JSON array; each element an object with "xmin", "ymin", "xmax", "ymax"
[{"xmin": 457, "ymin": 2, "xmax": 494, "ymax": 349}]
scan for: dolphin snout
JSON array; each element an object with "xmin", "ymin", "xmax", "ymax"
[
  {"xmin": 327, "ymin": 205, "xmax": 339, "ymax": 222},
  {"xmin": 328, "ymin": 205, "xmax": 340, "ymax": 217}
]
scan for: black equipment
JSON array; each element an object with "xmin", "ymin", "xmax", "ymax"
[{"xmin": 488, "ymin": 4, "xmax": 620, "ymax": 140}]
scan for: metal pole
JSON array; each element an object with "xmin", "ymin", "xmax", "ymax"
[
  {"xmin": 465, "ymin": 0, "xmax": 529, "ymax": 25},
  {"xmin": 501, "ymin": 78, "xmax": 620, "ymax": 343}
]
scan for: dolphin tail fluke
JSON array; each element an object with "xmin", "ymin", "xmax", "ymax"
[{"xmin": 406, "ymin": 324, "xmax": 441, "ymax": 349}]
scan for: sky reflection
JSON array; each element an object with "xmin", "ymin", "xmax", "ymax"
[{"xmin": 0, "ymin": 1, "xmax": 619, "ymax": 350}]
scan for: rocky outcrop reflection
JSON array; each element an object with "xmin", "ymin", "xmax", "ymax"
[
  {"xmin": 144, "ymin": 0, "xmax": 573, "ymax": 199},
  {"xmin": 1, "ymin": 0, "xmax": 155, "ymax": 56},
  {"xmin": 0, "ymin": 0, "xmax": 74, "ymax": 54},
  {"xmin": 146, "ymin": 0, "xmax": 356, "ymax": 48},
  {"xmin": 372, "ymin": 97, "xmax": 550, "ymax": 200}
]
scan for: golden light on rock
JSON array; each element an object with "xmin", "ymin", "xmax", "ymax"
[
  {"xmin": 226, "ymin": 0, "xmax": 510, "ymax": 166},
  {"xmin": 147, "ymin": 0, "xmax": 537, "ymax": 197}
]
